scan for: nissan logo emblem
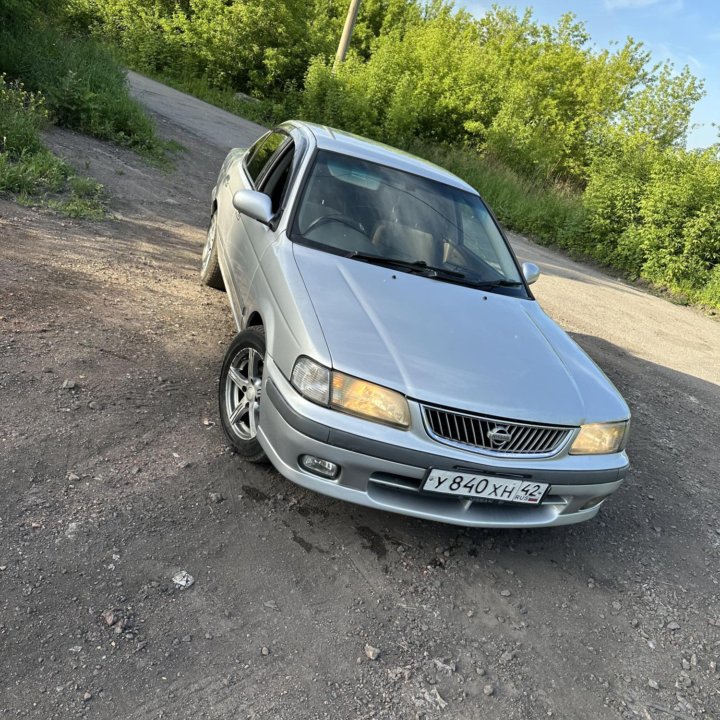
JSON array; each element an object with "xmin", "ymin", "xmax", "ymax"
[{"xmin": 488, "ymin": 426, "xmax": 512, "ymax": 446}]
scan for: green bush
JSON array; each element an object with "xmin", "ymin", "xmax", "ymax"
[
  {"xmin": 0, "ymin": 75, "xmax": 48, "ymax": 158},
  {"xmin": 0, "ymin": 0, "xmax": 63, "ymax": 28},
  {"xmin": 0, "ymin": 25, "xmax": 160, "ymax": 155},
  {"xmin": 635, "ymin": 149, "xmax": 720, "ymax": 287},
  {"xmin": 69, "ymin": 0, "xmax": 318, "ymax": 96},
  {"xmin": 0, "ymin": 75, "xmax": 104, "ymax": 216},
  {"xmin": 583, "ymin": 125, "xmax": 720, "ymax": 303},
  {"xmin": 698, "ymin": 265, "xmax": 720, "ymax": 307},
  {"xmin": 299, "ymin": 8, "xmax": 658, "ymax": 183}
]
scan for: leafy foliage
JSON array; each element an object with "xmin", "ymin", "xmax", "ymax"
[
  {"xmin": 0, "ymin": 0, "xmax": 63, "ymax": 29},
  {"xmin": 0, "ymin": 22, "xmax": 162, "ymax": 155},
  {"xmin": 0, "ymin": 76, "xmax": 48, "ymax": 158},
  {"xmin": 301, "ymin": 7, "xmax": 660, "ymax": 181}
]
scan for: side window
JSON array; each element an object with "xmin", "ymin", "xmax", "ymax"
[
  {"xmin": 245, "ymin": 132, "xmax": 267, "ymax": 164},
  {"xmin": 259, "ymin": 143, "xmax": 295, "ymax": 214},
  {"xmin": 245, "ymin": 131, "xmax": 288, "ymax": 185}
]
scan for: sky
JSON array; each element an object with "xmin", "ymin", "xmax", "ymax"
[{"xmin": 460, "ymin": 0, "xmax": 719, "ymax": 149}]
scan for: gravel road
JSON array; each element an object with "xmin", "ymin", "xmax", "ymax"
[{"xmin": 1, "ymin": 72, "xmax": 718, "ymax": 720}]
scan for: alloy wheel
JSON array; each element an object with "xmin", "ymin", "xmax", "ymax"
[{"xmin": 223, "ymin": 346, "xmax": 263, "ymax": 440}]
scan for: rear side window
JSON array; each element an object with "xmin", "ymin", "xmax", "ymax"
[{"xmin": 245, "ymin": 131, "xmax": 288, "ymax": 185}]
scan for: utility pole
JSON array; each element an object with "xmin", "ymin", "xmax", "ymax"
[{"xmin": 334, "ymin": 0, "xmax": 362, "ymax": 69}]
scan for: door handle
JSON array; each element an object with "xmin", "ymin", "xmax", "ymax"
[{"xmin": 223, "ymin": 174, "xmax": 230, "ymax": 186}]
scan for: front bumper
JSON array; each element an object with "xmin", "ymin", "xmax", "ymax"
[{"xmin": 257, "ymin": 366, "xmax": 629, "ymax": 529}]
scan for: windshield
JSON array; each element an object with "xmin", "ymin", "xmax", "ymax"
[{"xmin": 290, "ymin": 150, "xmax": 527, "ymax": 295}]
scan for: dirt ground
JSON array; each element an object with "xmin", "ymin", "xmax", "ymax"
[{"xmin": 1, "ymin": 76, "xmax": 719, "ymax": 720}]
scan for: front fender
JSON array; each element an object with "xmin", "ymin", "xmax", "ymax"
[{"xmin": 244, "ymin": 234, "xmax": 331, "ymax": 382}]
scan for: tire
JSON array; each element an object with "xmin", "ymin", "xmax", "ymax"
[
  {"xmin": 218, "ymin": 327, "xmax": 268, "ymax": 463},
  {"xmin": 200, "ymin": 211, "xmax": 225, "ymax": 291}
]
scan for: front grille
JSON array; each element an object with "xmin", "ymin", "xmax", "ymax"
[{"xmin": 423, "ymin": 405, "xmax": 573, "ymax": 456}]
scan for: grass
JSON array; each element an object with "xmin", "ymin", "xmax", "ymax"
[
  {"xmin": 0, "ymin": 25, "xmax": 166, "ymax": 160},
  {"xmin": 695, "ymin": 267, "xmax": 720, "ymax": 310},
  {"xmin": 0, "ymin": 74, "xmax": 105, "ymax": 218},
  {"xmin": 0, "ymin": 17, "xmax": 171, "ymax": 218},
  {"xmin": 1, "ymin": 148, "xmax": 106, "ymax": 219},
  {"xmin": 49, "ymin": 174, "xmax": 105, "ymax": 218}
]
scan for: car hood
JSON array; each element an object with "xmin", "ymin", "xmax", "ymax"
[{"xmin": 292, "ymin": 245, "xmax": 629, "ymax": 426}]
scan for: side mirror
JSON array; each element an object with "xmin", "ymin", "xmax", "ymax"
[
  {"xmin": 522, "ymin": 261, "xmax": 540, "ymax": 285},
  {"xmin": 232, "ymin": 189, "xmax": 273, "ymax": 226}
]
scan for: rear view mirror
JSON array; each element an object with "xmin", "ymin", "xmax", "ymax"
[
  {"xmin": 232, "ymin": 189, "xmax": 273, "ymax": 226},
  {"xmin": 522, "ymin": 262, "xmax": 540, "ymax": 285}
]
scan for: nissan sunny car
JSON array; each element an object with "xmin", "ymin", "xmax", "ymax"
[{"xmin": 201, "ymin": 120, "xmax": 630, "ymax": 528}]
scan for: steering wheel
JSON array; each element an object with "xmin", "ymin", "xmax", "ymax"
[{"xmin": 304, "ymin": 214, "xmax": 367, "ymax": 236}]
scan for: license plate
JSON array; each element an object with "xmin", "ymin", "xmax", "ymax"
[{"xmin": 423, "ymin": 469, "xmax": 548, "ymax": 505}]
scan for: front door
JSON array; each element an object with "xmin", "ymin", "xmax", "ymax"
[{"xmin": 220, "ymin": 130, "xmax": 294, "ymax": 316}]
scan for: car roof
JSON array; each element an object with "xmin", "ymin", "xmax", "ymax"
[{"xmin": 281, "ymin": 121, "xmax": 477, "ymax": 195}]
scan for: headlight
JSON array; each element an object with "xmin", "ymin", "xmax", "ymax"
[
  {"xmin": 291, "ymin": 357, "xmax": 410, "ymax": 429},
  {"xmin": 331, "ymin": 373, "xmax": 410, "ymax": 428},
  {"xmin": 569, "ymin": 421, "xmax": 629, "ymax": 455}
]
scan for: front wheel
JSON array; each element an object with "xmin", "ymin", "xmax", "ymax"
[
  {"xmin": 200, "ymin": 211, "xmax": 225, "ymax": 291},
  {"xmin": 218, "ymin": 328, "xmax": 267, "ymax": 463}
]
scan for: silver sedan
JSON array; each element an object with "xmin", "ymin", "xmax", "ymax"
[{"xmin": 201, "ymin": 121, "xmax": 630, "ymax": 528}]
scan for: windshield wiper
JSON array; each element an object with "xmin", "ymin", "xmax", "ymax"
[
  {"xmin": 347, "ymin": 251, "xmax": 465, "ymax": 279},
  {"xmin": 471, "ymin": 279, "xmax": 525, "ymax": 289},
  {"xmin": 346, "ymin": 252, "xmax": 524, "ymax": 289}
]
